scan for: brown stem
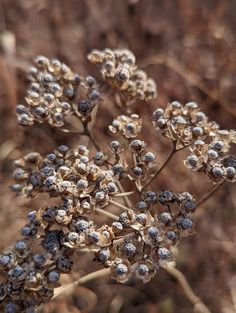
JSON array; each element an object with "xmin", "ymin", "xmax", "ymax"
[
  {"xmin": 132, "ymin": 154, "xmax": 142, "ymax": 192},
  {"xmin": 196, "ymin": 181, "xmax": 225, "ymax": 206},
  {"xmin": 166, "ymin": 265, "xmax": 212, "ymax": 313},
  {"xmin": 117, "ymin": 181, "xmax": 133, "ymax": 209},
  {"xmin": 141, "ymin": 145, "xmax": 176, "ymax": 191},
  {"xmin": 116, "ymin": 191, "xmax": 135, "ymax": 197},
  {"xmin": 83, "ymin": 122, "xmax": 100, "ymax": 151},
  {"xmin": 95, "ymin": 208, "xmax": 119, "ymax": 220},
  {"xmin": 53, "ymin": 268, "xmax": 110, "ymax": 300},
  {"xmin": 109, "ymin": 199, "xmax": 131, "ymax": 211}
]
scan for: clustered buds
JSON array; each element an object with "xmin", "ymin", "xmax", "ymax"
[
  {"xmin": 109, "ymin": 114, "xmax": 142, "ymax": 139},
  {"xmin": 1, "ymin": 49, "xmax": 235, "ymax": 312},
  {"xmin": 185, "ymin": 130, "xmax": 236, "ymax": 183},
  {"xmin": 16, "ymin": 55, "xmax": 100, "ymax": 127},
  {"xmin": 97, "ymin": 190, "xmax": 196, "ymax": 283},
  {"xmin": 87, "ymin": 48, "xmax": 157, "ymax": 103},
  {"xmin": 0, "ymin": 187, "xmax": 196, "ymax": 312},
  {"xmin": 11, "ymin": 145, "xmax": 120, "ymax": 209},
  {"xmin": 108, "ymin": 121, "xmax": 157, "ymax": 184},
  {"xmin": 153, "ymin": 101, "xmax": 219, "ymax": 149},
  {"xmin": 153, "ymin": 101, "xmax": 236, "ymax": 183}
]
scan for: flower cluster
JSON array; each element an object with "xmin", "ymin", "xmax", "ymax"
[
  {"xmin": 96, "ymin": 190, "xmax": 196, "ymax": 283},
  {"xmin": 152, "ymin": 101, "xmax": 236, "ymax": 183},
  {"xmin": 109, "ymin": 114, "xmax": 142, "ymax": 139},
  {"xmin": 16, "ymin": 56, "xmax": 100, "ymax": 127},
  {"xmin": 108, "ymin": 114, "xmax": 157, "ymax": 187},
  {"xmin": 1, "ymin": 49, "xmax": 235, "ymax": 312},
  {"xmin": 11, "ymin": 144, "xmax": 121, "ymax": 210},
  {"xmin": 153, "ymin": 101, "xmax": 219, "ymax": 150},
  {"xmin": 0, "ymin": 203, "xmax": 73, "ymax": 313},
  {"xmin": 0, "ymin": 191, "xmax": 120, "ymax": 312},
  {"xmin": 184, "ymin": 129, "xmax": 236, "ymax": 183},
  {"xmin": 87, "ymin": 48, "xmax": 157, "ymax": 103},
  {"xmin": 0, "ymin": 187, "xmax": 196, "ymax": 312}
]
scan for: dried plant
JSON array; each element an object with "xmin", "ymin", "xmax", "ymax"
[{"xmin": 0, "ymin": 49, "xmax": 235, "ymax": 313}]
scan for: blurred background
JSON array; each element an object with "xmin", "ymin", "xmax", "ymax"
[{"xmin": 0, "ymin": 1, "xmax": 236, "ymax": 312}]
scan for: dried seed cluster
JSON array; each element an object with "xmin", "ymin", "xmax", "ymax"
[
  {"xmin": 16, "ymin": 56, "xmax": 100, "ymax": 127},
  {"xmin": 0, "ymin": 187, "xmax": 196, "ymax": 312},
  {"xmin": 0, "ymin": 205, "xmax": 72, "ymax": 313},
  {"xmin": 108, "ymin": 119, "xmax": 157, "ymax": 184},
  {"xmin": 97, "ymin": 190, "xmax": 196, "ymax": 283},
  {"xmin": 109, "ymin": 114, "xmax": 142, "ymax": 139},
  {"xmin": 1, "ymin": 49, "xmax": 235, "ymax": 312},
  {"xmin": 88, "ymin": 48, "xmax": 157, "ymax": 102},
  {"xmin": 11, "ymin": 145, "xmax": 120, "ymax": 209},
  {"xmin": 153, "ymin": 101, "xmax": 219, "ymax": 149},
  {"xmin": 153, "ymin": 101, "xmax": 236, "ymax": 182},
  {"xmin": 184, "ymin": 130, "xmax": 236, "ymax": 183}
]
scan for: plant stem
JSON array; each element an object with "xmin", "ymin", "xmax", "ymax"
[
  {"xmin": 95, "ymin": 208, "xmax": 119, "ymax": 220},
  {"xmin": 85, "ymin": 128, "xmax": 100, "ymax": 151},
  {"xmin": 109, "ymin": 199, "xmax": 131, "ymax": 211},
  {"xmin": 53, "ymin": 268, "xmax": 110, "ymax": 300},
  {"xmin": 116, "ymin": 191, "xmax": 135, "ymax": 197},
  {"xmin": 141, "ymin": 145, "xmax": 176, "ymax": 191},
  {"xmin": 196, "ymin": 181, "xmax": 225, "ymax": 206},
  {"xmin": 166, "ymin": 265, "xmax": 212, "ymax": 313},
  {"xmin": 83, "ymin": 121, "xmax": 100, "ymax": 151},
  {"xmin": 117, "ymin": 181, "xmax": 133, "ymax": 208},
  {"xmin": 132, "ymin": 153, "xmax": 142, "ymax": 192}
]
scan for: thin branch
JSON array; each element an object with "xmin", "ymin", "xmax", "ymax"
[
  {"xmin": 80, "ymin": 118, "xmax": 101, "ymax": 151},
  {"xmin": 116, "ymin": 191, "xmax": 135, "ymax": 197},
  {"xmin": 109, "ymin": 199, "xmax": 131, "ymax": 211},
  {"xmin": 196, "ymin": 181, "xmax": 225, "ymax": 206},
  {"xmin": 117, "ymin": 181, "xmax": 133, "ymax": 208},
  {"xmin": 53, "ymin": 268, "xmax": 110, "ymax": 300},
  {"xmin": 141, "ymin": 145, "xmax": 176, "ymax": 191},
  {"xmin": 166, "ymin": 265, "xmax": 212, "ymax": 313},
  {"xmin": 135, "ymin": 181, "xmax": 142, "ymax": 192},
  {"xmin": 131, "ymin": 153, "xmax": 142, "ymax": 192},
  {"xmin": 79, "ymin": 248, "xmax": 99, "ymax": 253},
  {"xmin": 84, "ymin": 125, "xmax": 100, "ymax": 151},
  {"xmin": 95, "ymin": 208, "xmax": 119, "ymax": 220}
]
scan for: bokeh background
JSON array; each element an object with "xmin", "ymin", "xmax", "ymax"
[{"xmin": 0, "ymin": 1, "xmax": 236, "ymax": 312}]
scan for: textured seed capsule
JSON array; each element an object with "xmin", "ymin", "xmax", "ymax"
[
  {"xmin": 178, "ymin": 217, "xmax": 193, "ymax": 230},
  {"xmin": 116, "ymin": 263, "xmax": 128, "ymax": 275},
  {"xmin": 212, "ymin": 167, "xmax": 224, "ymax": 179},
  {"xmin": 124, "ymin": 243, "xmax": 136, "ymax": 257},
  {"xmin": 137, "ymin": 264, "xmax": 149, "ymax": 275},
  {"xmin": 159, "ymin": 212, "xmax": 172, "ymax": 224},
  {"xmin": 48, "ymin": 271, "xmax": 60, "ymax": 283},
  {"xmin": 158, "ymin": 247, "xmax": 171, "ymax": 260}
]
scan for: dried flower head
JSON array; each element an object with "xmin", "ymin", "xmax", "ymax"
[
  {"xmin": 184, "ymin": 130, "xmax": 236, "ymax": 183},
  {"xmin": 16, "ymin": 56, "xmax": 100, "ymax": 128},
  {"xmin": 153, "ymin": 101, "xmax": 219, "ymax": 150},
  {"xmin": 109, "ymin": 114, "xmax": 142, "ymax": 138},
  {"xmin": 88, "ymin": 48, "xmax": 157, "ymax": 103},
  {"xmin": 0, "ymin": 48, "xmax": 235, "ymax": 312}
]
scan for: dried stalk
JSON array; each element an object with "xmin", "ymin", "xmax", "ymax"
[
  {"xmin": 196, "ymin": 181, "xmax": 225, "ymax": 206},
  {"xmin": 83, "ymin": 122, "xmax": 100, "ymax": 151},
  {"xmin": 116, "ymin": 191, "xmax": 135, "ymax": 197},
  {"xmin": 95, "ymin": 208, "xmax": 119, "ymax": 220},
  {"xmin": 166, "ymin": 265, "xmax": 212, "ymax": 313},
  {"xmin": 53, "ymin": 268, "xmax": 110, "ymax": 300},
  {"xmin": 141, "ymin": 145, "xmax": 176, "ymax": 190},
  {"xmin": 117, "ymin": 181, "xmax": 133, "ymax": 208},
  {"xmin": 109, "ymin": 199, "xmax": 131, "ymax": 211}
]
